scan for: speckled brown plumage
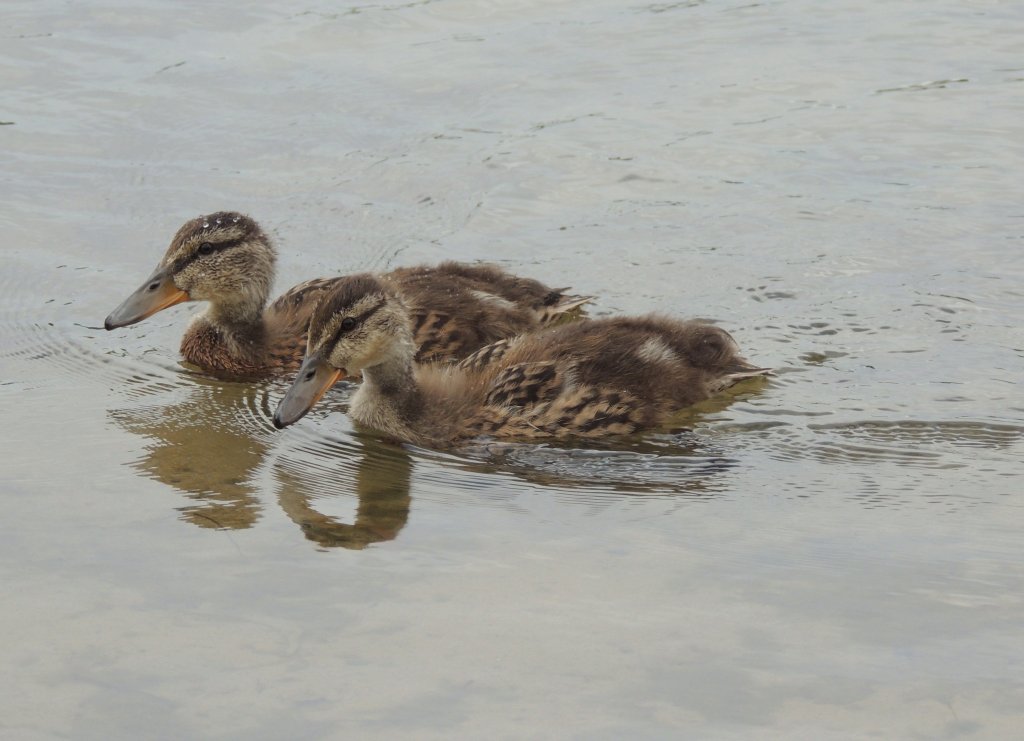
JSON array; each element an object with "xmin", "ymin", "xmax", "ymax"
[
  {"xmin": 275, "ymin": 275, "xmax": 772, "ymax": 447},
  {"xmin": 458, "ymin": 316, "xmax": 769, "ymax": 440},
  {"xmin": 457, "ymin": 337, "xmax": 515, "ymax": 371},
  {"xmin": 106, "ymin": 212, "xmax": 590, "ymax": 380},
  {"xmin": 385, "ymin": 262, "xmax": 589, "ymax": 364}
]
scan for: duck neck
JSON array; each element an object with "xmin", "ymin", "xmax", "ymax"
[
  {"xmin": 206, "ymin": 292, "xmax": 267, "ymax": 333},
  {"xmin": 182, "ymin": 296, "xmax": 269, "ymax": 375},
  {"xmin": 353, "ymin": 342, "xmax": 426, "ymax": 440}
]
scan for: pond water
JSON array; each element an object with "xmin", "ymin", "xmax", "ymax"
[{"xmin": 2, "ymin": 0, "xmax": 1023, "ymax": 737}]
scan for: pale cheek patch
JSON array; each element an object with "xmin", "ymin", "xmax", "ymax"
[
  {"xmin": 327, "ymin": 331, "xmax": 376, "ymax": 371},
  {"xmin": 175, "ymin": 263, "xmax": 201, "ymax": 292},
  {"xmin": 636, "ymin": 337, "xmax": 680, "ymax": 365}
]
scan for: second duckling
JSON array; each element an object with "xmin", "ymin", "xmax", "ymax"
[{"xmin": 273, "ymin": 274, "xmax": 771, "ymax": 446}]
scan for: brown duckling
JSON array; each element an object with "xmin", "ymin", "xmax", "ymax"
[
  {"xmin": 272, "ymin": 274, "xmax": 772, "ymax": 447},
  {"xmin": 104, "ymin": 212, "xmax": 590, "ymax": 378}
]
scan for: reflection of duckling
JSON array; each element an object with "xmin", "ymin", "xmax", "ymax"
[
  {"xmin": 105, "ymin": 212, "xmax": 590, "ymax": 379},
  {"xmin": 275, "ymin": 438, "xmax": 413, "ymax": 550},
  {"xmin": 108, "ymin": 378, "xmax": 269, "ymax": 530},
  {"xmin": 273, "ymin": 275, "xmax": 772, "ymax": 447}
]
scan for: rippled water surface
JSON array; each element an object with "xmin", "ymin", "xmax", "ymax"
[{"xmin": 3, "ymin": 0, "xmax": 1024, "ymax": 737}]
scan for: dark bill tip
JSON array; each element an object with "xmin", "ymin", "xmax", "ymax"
[{"xmin": 272, "ymin": 355, "xmax": 344, "ymax": 430}]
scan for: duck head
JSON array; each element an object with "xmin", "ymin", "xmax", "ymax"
[
  {"xmin": 273, "ymin": 274, "xmax": 414, "ymax": 429},
  {"xmin": 104, "ymin": 212, "xmax": 275, "ymax": 330}
]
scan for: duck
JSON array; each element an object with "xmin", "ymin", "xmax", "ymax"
[
  {"xmin": 272, "ymin": 274, "xmax": 772, "ymax": 447},
  {"xmin": 104, "ymin": 212, "xmax": 590, "ymax": 379}
]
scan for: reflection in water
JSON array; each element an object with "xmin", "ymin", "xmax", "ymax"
[
  {"xmin": 450, "ymin": 390, "xmax": 761, "ymax": 500},
  {"xmin": 109, "ymin": 375, "xmax": 271, "ymax": 530},
  {"xmin": 103, "ymin": 354, "xmax": 1021, "ymax": 538},
  {"xmin": 275, "ymin": 437, "xmax": 412, "ymax": 550},
  {"xmin": 456, "ymin": 434, "xmax": 737, "ymax": 500},
  {"xmin": 109, "ymin": 375, "xmax": 768, "ymax": 545},
  {"xmin": 110, "ymin": 374, "xmax": 412, "ymax": 549}
]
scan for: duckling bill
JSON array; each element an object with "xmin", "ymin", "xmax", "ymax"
[
  {"xmin": 275, "ymin": 351, "xmax": 344, "ymax": 427},
  {"xmin": 105, "ymin": 265, "xmax": 189, "ymax": 329},
  {"xmin": 104, "ymin": 212, "xmax": 590, "ymax": 379},
  {"xmin": 273, "ymin": 274, "xmax": 771, "ymax": 446}
]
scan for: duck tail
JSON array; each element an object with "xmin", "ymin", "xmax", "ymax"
[
  {"xmin": 537, "ymin": 292, "xmax": 593, "ymax": 325},
  {"xmin": 709, "ymin": 361, "xmax": 774, "ymax": 394}
]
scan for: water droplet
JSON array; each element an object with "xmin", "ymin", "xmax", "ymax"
[
  {"xmin": 232, "ymin": 216, "xmax": 240, "ymax": 223},
  {"xmin": 202, "ymin": 221, "xmax": 209, "ymax": 229},
  {"xmin": 216, "ymin": 218, "xmax": 222, "ymax": 225}
]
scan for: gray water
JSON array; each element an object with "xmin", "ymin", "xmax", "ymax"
[{"xmin": 3, "ymin": 0, "xmax": 1023, "ymax": 738}]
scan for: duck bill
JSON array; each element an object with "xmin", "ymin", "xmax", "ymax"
[
  {"xmin": 104, "ymin": 266, "xmax": 189, "ymax": 329},
  {"xmin": 273, "ymin": 355, "xmax": 345, "ymax": 429}
]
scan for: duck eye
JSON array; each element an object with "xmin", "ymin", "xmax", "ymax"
[
  {"xmin": 340, "ymin": 317, "xmax": 357, "ymax": 331},
  {"xmin": 197, "ymin": 242, "xmax": 214, "ymax": 256}
]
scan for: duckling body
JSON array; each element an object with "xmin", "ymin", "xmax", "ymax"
[
  {"xmin": 273, "ymin": 275, "xmax": 771, "ymax": 447},
  {"xmin": 104, "ymin": 213, "xmax": 589, "ymax": 379}
]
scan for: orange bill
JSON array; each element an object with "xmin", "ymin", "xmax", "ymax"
[{"xmin": 104, "ymin": 266, "xmax": 189, "ymax": 329}]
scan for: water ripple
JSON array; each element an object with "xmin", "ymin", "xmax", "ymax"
[{"xmin": 764, "ymin": 418, "xmax": 1024, "ymax": 471}]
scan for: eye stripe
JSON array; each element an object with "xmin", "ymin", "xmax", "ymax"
[
  {"xmin": 325, "ymin": 301, "xmax": 383, "ymax": 348},
  {"xmin": 172, "ymin": 239, "xmax": 238, "ymax": 272}
]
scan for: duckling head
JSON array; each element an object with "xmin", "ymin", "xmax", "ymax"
[
  {"xmin": 682, "ymin": 322, "xmax": 773, "ymax": 391},
  {"xmin": 683, "ymin": 324, "xmax": 744, "ymax": 369},
  {"xmin": 273, "ymin": 274, "xmax": 414, "ymax": 429},
  {"xmin": 104, "ymin": 212, "xmax": 275, "ymax": 330}
]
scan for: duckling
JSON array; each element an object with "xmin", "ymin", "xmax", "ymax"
[
  {"xmin": 104, "ymin": 212, "xmax": 590, "ymax": 379},
  {"xmin": 272, "ymin": 274, "xmax": 771, "ymax": 447}
]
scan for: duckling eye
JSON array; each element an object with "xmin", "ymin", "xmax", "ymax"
[
  {"xmin": 340, "ymin": 317, "xmax": 357, "ymax": 331},
  {"xmin": 197, "ymin": 242, "xmax": 214, "ymax": 256}
]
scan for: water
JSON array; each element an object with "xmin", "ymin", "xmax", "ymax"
[{"xmin": 2, "ymin": 0, "xmax": 1023, "ymax": 737}]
